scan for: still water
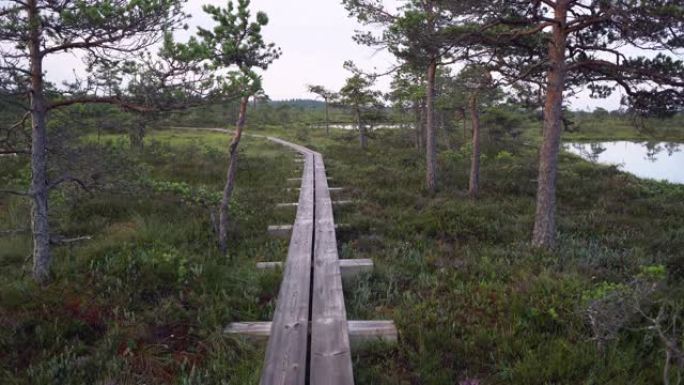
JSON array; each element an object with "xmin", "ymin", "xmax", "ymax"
[
  {"xmin": 564, "ymin": 141, "xmax": 683, "ymax": 184},
  {"xmin": 308, "ymin": 123, "xmax": 405, "ymax": 130}
]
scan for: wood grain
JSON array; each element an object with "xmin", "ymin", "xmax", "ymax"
[
  {"xmin": 310, "ymin": 153, "xmax": 355, "ymax": 385},
  {"xmin": 259, "ymin": 152, "xmax": 314, "ymax": 385}
]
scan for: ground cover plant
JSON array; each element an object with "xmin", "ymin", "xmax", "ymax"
[
  {"xmin": 0, "ymin": 130, "xmax": 297, "ymax": 384},
  {"xmin": 2, "ymin": 119, "xmax": 684, "ymax": 384},
  {"xmin": 278, "ymin": 125, "xmax": 684, "ymax": 385},
  {"xmin": 1, "ymin": 1, "xmax": 683, "ymax": 384}
]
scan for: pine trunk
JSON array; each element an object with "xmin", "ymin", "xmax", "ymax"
[
  {"xmin": 414, "ymin": 101, "xmax": 422, "ymax": 149},
  {"xmin": 28, "ymin": 0, "xmax": 51, "ymax": 283},
  {"xmin": 218, "ymin": 96, "xmax": 248, "ymax": 255},
  {"xmin": 425, "ymin": 59, "xmax": 437, "ymax": 193},
  {"xmin": 532, "ymin": 3, "xmax": 568, "ymax": 248},
  {"xmin": 463, "ymin": 113, "xmax": 467, "ymax": 142},
  {"xmin": 468, "ymin": 95, "xmax": 481, "ymax": 198}
]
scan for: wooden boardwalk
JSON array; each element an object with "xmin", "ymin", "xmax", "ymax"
[{"xmin": 227, "ymin": 136, "xmax": 396, "ymax": 385}]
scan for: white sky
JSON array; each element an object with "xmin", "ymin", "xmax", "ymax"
[{"xmin": 42, "ymin": 0, "xmax": 636, "ymax": 111}]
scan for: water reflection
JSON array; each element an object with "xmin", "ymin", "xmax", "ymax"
[{"xmin": 564, "ymin": 141, "xmax": 683, "ymax": 184}]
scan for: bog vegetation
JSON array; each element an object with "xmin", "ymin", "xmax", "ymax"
[{"xmin": 1, "ymin": 0, "xmax": 684, "ymax": 384}]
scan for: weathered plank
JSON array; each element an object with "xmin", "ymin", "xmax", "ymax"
[
  {"xmin": 347, "ymin": 320, "xmax": 398, "ymax": 346},
  {"xmin": 267, "ymin": 224, "xmax": 293, "ymax": 238},
  {"xmin": 268, "ymin": 223, "xmax": 348, "ymax": 239},
  {"xmin": 276, "ymin": 202, "xmax": 299, "ymax": 208},
  {"xmin": 288, "ymin": 177, "xmax": 333, "ymax": 183},
  {"xmin": 328, "ymin": 187, "xmax": 345, "ymax": 193},
  {"xmin": 339, "ymin": 259, "xmax": 373, "ymax": 281},
  {"xmin": 225, "ymin": 321, "xmax": 272, "ymax": 339},
  {"xmin": 255, "ymin": 261, "xmax": 286, "ymax": 270},
  {"xmin": 256, "ymin": 258, "xmax": 373, "ymax": 281},
  {"xmin": 226, "ymin": 320, "xmax": 397, "ymax": 346},
  {"xmin": 259, "ymin": 152, "xmax": 314, "ymax": 385},
  {"xmin": 310, "ymin": 153, "xmax": 355, "ymax": 385}
]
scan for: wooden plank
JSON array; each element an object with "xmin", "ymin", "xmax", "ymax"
[
  {"xmin": 339, "ymin": 259, "xmax": 373, "ymax": 281},
  {"xmin": 225, "ymin": 322, "xmax": 272, "ymax": 338},
  {"xmin": 348, "ymin": 320, "xmax": 397, "ymax": 346},
  {"xmin": 276, "ymin": 202, "xmax": 299, "ymax": 208},
  {"xmin": 267, "ymin": 224, "xmax": 293, "ymax": 238},
  {"xmin": 328, "ymin": 187, "xmax": 344, "ymax": 193},
  {"xmin": 259, "ymin": 152, "xmax": 314, "ymax": 385},
  {"xmin": 256, "ymin": 261, "xmax": 285, "ymax": 270},
  {"xmin": 257, "ymin": 258, "xmax": 373, "ymax": 281},
  {"xmin": 289, "ymin": 177, "xmax": 333, "ymax": 183},
  {"xmin": 332, "ymin": 200, "xmax": 353, "ymax": 206},
  {"xmin": 226, "ymin": 320, "xmax": 397, "ymax": 346},
  {"xmin": 268, "ymin": 223, "xmax": 347, "ymax": 234},
  {"xmin": 310, "ymin": 153, "xmax": 355, "ymax": 385}
]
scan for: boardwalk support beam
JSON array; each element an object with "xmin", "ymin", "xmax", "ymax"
[
  {"xmin": 256, "ymin": 258, "xmax": 373, "ymax": 280},
  {"xmin": 226, "ymin": 320, "xmax": 397, "ymax": 347}
]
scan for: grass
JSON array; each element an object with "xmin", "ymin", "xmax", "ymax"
[
  {"xmin": 285, "ymin": 125, "xmax": 684, "ymax": 384},
  {"xmin": 0, "ymin": 131, "xmax": 295, "ymax": 384},
  {"xmin": 523, "ymin": 116, "xmax": 684, "ymax": 143},
  {"xmin": 2, "ymin": 123, "xmax": 684, "ymax": 384},
  {"xmin": 555, "ymin": 115, "xmax": 684, "ymax": 142}
]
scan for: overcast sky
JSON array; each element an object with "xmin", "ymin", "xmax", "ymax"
[{"xmin": 43, "ymin": 0, "xmax": 628, "ymax": 110}]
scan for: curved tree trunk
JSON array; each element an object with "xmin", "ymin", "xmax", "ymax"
[
  {"xmin": 468, "ymin": 94, "xmax": 481, "ymax": 198},
  {"xmin": 532, "ymin": 3, "xmax": 568, "ymax": 249},
  {"xmin": 27, "ymin": 0, "xmax": 51, "ymax": 284},
  {"xmin": 425, "ymin": 59, "xmax": 437, "ymax": 193},
  {"xmin": 218, "ymin": 95, "xmax": 248, "ymax": 255}
]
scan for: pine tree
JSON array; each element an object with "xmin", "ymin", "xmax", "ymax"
[
  {"xmin": 467, "ymin": 0, "xmax": 684, "ymax": 248},
  {"xmin": 0, "ymin": 0, "xmax": 187, "ymax": 283},
  {"xmin": 339, "ymin": 73, "xmax": 381, "ymax": 149},
  {"xmin": 184, "ymin": 0, "xmax": 281, "ymax": 255}
]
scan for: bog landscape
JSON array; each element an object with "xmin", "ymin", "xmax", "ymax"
[{"xmin": 1, "ymin": 1, "xmax": 684, "ymax": 384}]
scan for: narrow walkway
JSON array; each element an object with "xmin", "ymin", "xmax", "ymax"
[
  {"xmin": 206, "ymin": 131, "xmax": 396, "ymax": 385},
  {"xmin": 261, "ymin": 137, "xmax": 354, "ymax": 385}
]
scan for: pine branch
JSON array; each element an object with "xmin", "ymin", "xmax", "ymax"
[
  {"xmin": 48, "ymin": 96, "xmax": 156, "ymax": 113},
  {"xmin": 47, "ymin": 174, "xmax": 92, "ymax": 193},
  {"xmin": 50, "ymin": 235, "xmax": 93, "ymax": 245},
  {"xmin": 0, "ymin": 189, "xmax": 30, "ymax": 197},
  {"xmin": 0, "ymin": 228, "xmax": 30, "ymax": 236}
]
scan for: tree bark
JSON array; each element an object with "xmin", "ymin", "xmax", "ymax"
[
  {"xmin": 468, "ymin": 94, "xmax": 481, "ymax": 198},
  {"xmin": 28, "ymin": 0, "xmax": 51, "ymax": 283},
  {"xmin": 129, "ymin": 117, "xmax": 146, "ymax": 150},
  {"xmin": 425, "ymin": 59, "xmax": 437, "ymax": 193},
  {"xmin": 357, "ymin": 107, "xmax": 367, "ymax": 149},
  {"xmin": 218, "ymin": 95, "xmax": 248, "ymax": 255},
  {"xmin": 421, "ymin": 100, "xmax": 427, "ymax": 149},
  {"xmin": 532, "ymin": 2, "xmax": 568, "ymax": 249},
  {"xmin": 413, "ymin": 101, "xmax": 422, "ymax": 149}
]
